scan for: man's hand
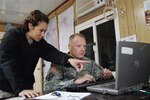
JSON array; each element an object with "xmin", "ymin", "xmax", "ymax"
[
  {"xmin": 68, "ymin": 58, "xmax": 90, "ymax": 72},
  {"xmin": 19, "ymin": 89, "xmax": 40, "ymax": 98},
  {"xmin": 74, "ymin": 74, "xmax": 95, "ymax": 84},
  {"xmin": 102, "ymin": 68, "xmax": 113, "ymax": 79}
]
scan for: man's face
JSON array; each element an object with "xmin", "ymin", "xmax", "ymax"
[
  {"xmin": 69, "ymin": 36, "xmax": 86, "ymax": 59},
  {"xmin": 28, "ymin": 21, "xmax": 48, "ymax": 42}
]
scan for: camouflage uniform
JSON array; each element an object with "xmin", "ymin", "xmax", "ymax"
[{"xmin": 44, "ymin": 57, "xmax": 104, "ymax": 94}]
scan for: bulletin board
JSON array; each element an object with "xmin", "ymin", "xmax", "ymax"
[
  {"xmin": 44, "ymin": 17, "xmax": 58, "ymax": 49},
  {"xmin": 58, "ymin": 5, "xmax": 74, "ymax": 53},
  {"xmin": 43, "ymin": 16, "xmax": 58, "ymax": 79}
]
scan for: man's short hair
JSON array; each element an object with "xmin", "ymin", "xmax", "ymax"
[{"xmin": 69, "ymin": 33, "xmax": 85, "ymax": 42}]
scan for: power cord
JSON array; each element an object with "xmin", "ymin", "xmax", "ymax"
[{"xmin": 139, "ymin": 90, "xmax": 150, "ymax": 95}]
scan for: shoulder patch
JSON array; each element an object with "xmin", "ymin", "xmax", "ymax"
[{"xmin": 46, "ymin": 72, "xmax": 55, "ymax": 81}]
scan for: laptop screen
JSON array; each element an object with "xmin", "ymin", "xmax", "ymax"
[{"xmin": 115, "ymin": 41, "xmax": 150, "ymax": 90}]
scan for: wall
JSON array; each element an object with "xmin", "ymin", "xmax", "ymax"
[
  {"xmin": 114, "ymin": 0, "xmax": 150, "ymax": 43},
  {"xmin": 48, "ymin": 0, "xmax": 74, "ymax": 19},
  {"xmin": 0, "ymin": 23, "xmax": 7, "ymax": 32},
  {"xmin": 0, "ymin": 25, "xmax": 5, "ymax": 32},
  {"xmin": 76, "ymin": 0, "xmax": 150, "ymax": 43},
  {"xmin": 33, "ymin": 58, "xmax": 43, "ymax": 94},
  {"xmin": 0, "ymin": 22, "xmax": 20, "ymax": 32}
]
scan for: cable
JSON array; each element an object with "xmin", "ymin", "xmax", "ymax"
[{"xmin": 140, "ymin": 90, "xmax": 150, "ymax": 95}]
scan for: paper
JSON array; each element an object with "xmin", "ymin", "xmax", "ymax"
[
  {"xmin": 33, "ymin": 91, "xmax": 91, "ymax": 100},
  {"xmin": 144, "ymin": 0, "xmax": 150, "ymax": 25},
  {"xmin": 121, "ymin": 35, "xmax": 137, "ymax": 42},
  {"xmin": 121, "ymin": 47, "xmax": 133, "ymax": 55}
]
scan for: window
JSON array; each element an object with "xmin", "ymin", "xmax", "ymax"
[
  {"xmin": 76, "ymin": 10, "xmax": 120, "ymax": 71},
  {"xmin": 96, "ymin": 20, "xmax": 116, "ymax": 71},
  {"xmin": 80, "ymin": 27, "xmax": 95, "ymax": 60}
]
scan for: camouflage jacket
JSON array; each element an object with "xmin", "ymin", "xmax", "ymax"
[{"xmin": 44, "ymin": 57, "xmax": 104, "ymax": 93}]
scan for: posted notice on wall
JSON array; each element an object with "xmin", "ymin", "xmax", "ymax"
[
  {"xmin": 144, "ymin": 0, "xmax": 150, "ymax": 25},
  {"xmin": 121, "ymin": 34, "xmax": 137, "ymax": 42}
]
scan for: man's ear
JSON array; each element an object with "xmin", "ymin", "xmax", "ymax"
[
  {"xmin": 68, "ymin": 43, "xmax": 71, "ymax": 51},
  {"xmin": 28, "ymin": 23, "xmax": 33, "ymax": 30}
]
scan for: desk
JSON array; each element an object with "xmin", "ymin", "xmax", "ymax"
[
  {"xmin": 82, "ymin": 85, "xmax": 150, "ymax": 100},
  {"xmin": 3, "ymin": 84, "xmax": 150, "ymax": 100},
  {"xmin": 3, "ymin": 91, "xmax": 150, "ymax": 100},
  {"xmin": 82, "ymin": 92, "xmax": 150, "ymax": 100}
]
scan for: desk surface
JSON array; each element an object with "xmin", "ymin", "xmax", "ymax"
[
  {"xmin": 82, "ymin": 84, "xmax": 150, "ymax": 100},
  {"xmin": 82, "ymin": 92, "xmax": 150, "ymax": 100},
  {"xmin": 3, "ymin": 84, "xmax": 150, "ymax": 100}
]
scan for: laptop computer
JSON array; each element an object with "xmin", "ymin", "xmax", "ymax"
[{"xmin": 87, "ymin": 41, "xmax": 150, "ymax": 95}]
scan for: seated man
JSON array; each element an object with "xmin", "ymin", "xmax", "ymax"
[{"xmin": 44, "ymin": 33, "xmax": 113, "ymax": 93}]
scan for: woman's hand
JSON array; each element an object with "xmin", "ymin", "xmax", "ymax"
[
  {"xmin": 19, "ymin": 89, "xmax": 40, "ymax": 98},
  {"xmin": 68, "ymin": 58, "xmax": 90, "ymax": 72}
]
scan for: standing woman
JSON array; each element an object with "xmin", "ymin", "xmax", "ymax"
[{"xmin": 0, "ymin": 10, "xmax": 89, "ymax": 98}]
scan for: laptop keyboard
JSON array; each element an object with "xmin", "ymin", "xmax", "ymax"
[{"xmin": 66, "ymin": 78, "xmax": 115, "ymax": 91}]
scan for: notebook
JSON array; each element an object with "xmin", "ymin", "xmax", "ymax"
[{"xmin": 87, "ymin": 41, "xmax": 150, "ymax": 95}]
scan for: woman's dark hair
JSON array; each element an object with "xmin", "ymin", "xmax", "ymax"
[{"xmin": 22, "ymin": 10, "xmax": 49, "ymax": 32}]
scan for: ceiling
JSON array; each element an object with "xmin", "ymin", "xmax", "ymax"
[{"xmin": 0, "ymin": 0, "xmax": 66, "ymax": 24}]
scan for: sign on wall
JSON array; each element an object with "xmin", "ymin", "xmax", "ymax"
[{"xmin": 144, "ymin": 0, "xmax": 150, "ymax": 26}]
